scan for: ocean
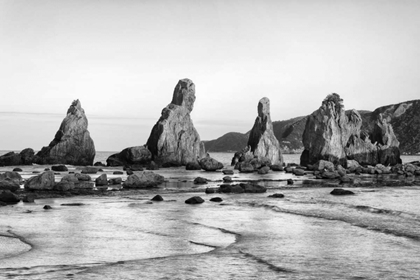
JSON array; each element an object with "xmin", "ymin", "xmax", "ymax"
[{"xmin": 1, "ymin": 151, "xmax": 420, "ymax": 279}]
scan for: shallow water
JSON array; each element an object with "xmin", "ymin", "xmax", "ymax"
[{"xmin": 1, "ymin": 186, "xmax": 420, "ymax": 279}]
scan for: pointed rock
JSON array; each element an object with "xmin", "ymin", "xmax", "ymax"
[
  {"xmin": 36, "ymin": 100, "xmax": 95, "ymax": 165},
  {"xmin": 146, "ymin": 79, "xmax": 206, "ymax": 166}
]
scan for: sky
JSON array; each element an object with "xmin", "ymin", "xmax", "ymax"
[{"xmin": 1, "ymin": 0, "xmax": 420, "ymax": 151}]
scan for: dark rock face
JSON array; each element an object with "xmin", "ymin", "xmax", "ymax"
[
  {"xmin": 36, "ymin": 100, "xmax": 95, "ymax": 165},
  {"xmin": 0, "ymin": 152, "xmax": 21, "ymax": 166},
  {"xmin": 219, "ymin": 183, "xmax": 266, "ymax": 194},
  {"xmin": 0, "ymin": 172, "xmax": 23, "ymax": 185},
  {"xmin": 106, "ymin": 146, "xmax": 152, "ymax": 167},
  {"xmin": 301, "ymin": 94, "xmax": 401, "ymax": 167},
  {"xmin": 52, "ymin": 165, "xmax": 68, "ymax": 172},
  {"xmin": 0, "ymin": 190, "xmax": 20, "ymax": 204},
  {"xmin": 268, "ymin": 193, "xmax": 285, "ymax": 198},
  {"xmin": 24, "ymin": 171, "xmax": 55, "ymax": 191},
  {"xmin": 109, "ymin": 177, "xmax": 122, "ymax": 185},
  {"xmin": 185, "ymin": 196, "xmax": 204, "ymax": 204},
  {"xmin": 185, "ymin": 161, "xmax": 201, "ymax": 170},
  {"xmin": 193, "ymin": 177, "xmax": 208, "ymax": 184},
  {"xmin": 330, "ymin": 188, "xmax": 355, "ymax": 195},
  {"xmin": 199, "ymin": 156, "xmax": 223, "ymax": 171},
  {"xmin": 210, "ymin": 197, "xmax": 223, "ymax": 202},
  {"xmin": 12, "ymin": 168, "xmax": 22, "ymax": 172},
  {"xmin": 146, "ymin": 79, "xmax": 206, "ymax": 166},
  {"xmin": 0, "ymin": 179, "xmax": 20, "ymax": 192},
  {"xmin": 95, "ymin": 174, "xmax": 108, "ymax": 186},
  {"xmin": 123, "ymin": 172, "xmax": 164, "ymax": 188}
]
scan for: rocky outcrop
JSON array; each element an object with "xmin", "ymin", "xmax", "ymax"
[
  {"xmin": 123, "ymin": 172, "xmax": 164, "ymax": 188},
  {"xmin": 106, "ymin": 146, "xmax": 152, "ymax": 167},
  {"xmin": 199, "ymin": 155, "xmax": 223, "ymax": 171},
  {"xmin": 24, "ymin": 171, "xmax": 55, "ymax": 191},
  {"xmin": 300, "ymin": 94, "xmax": 401, "ymax": 167},
  {"xmin": 146, "ymin": 79, "xmax": 205, "ymax": 166},
  {"xmin": 0, "ymin": 149, "xmax": 35, "ymax": 166},
  {"xmin": 36, "ymin": 100, "xmax": 95, "ymax": 165},
  {"xmin": 231, "ymin": 98, "xmax": 283, "ymax": 171}
]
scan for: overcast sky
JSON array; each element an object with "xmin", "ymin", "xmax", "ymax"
[{"xmin": 1, "ymin": 0, "xmax": 419, "ymax": 151}]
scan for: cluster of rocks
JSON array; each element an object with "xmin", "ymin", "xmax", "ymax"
[
  {"xmin": 300, "ymin": 93, "xmax": 401, "ymax": 167},
  {"xmin": 205, "ymin": 183, "xmax": 267, "ymax": 194},
  {"xmin": 232, "ymin": 97, "xmax": 284, "ymax": 173},
  {"xmin": 0, "ymin": 100, "xmax": 96, "ymax": 167}
]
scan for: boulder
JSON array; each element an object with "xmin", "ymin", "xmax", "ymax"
[
  {"xmin": 51, "ymin": 165, "xmax": 68, "ymax": 172},
  {"xmin": 336, "ymin": 165, "xmax": 347, "ymax": 177},
  {"xmin": 94, "ymin": 162, "xmax": 105, "ymax": 167},
  {"xmin": 330, "ymin": 188, "xmax": 355, "ymax": 195},
  {"xmin": 106, "ymin": 146, "xmax": 152, "ymax": 167},
  {"xmin": 147, "ymin": 161, "xmax": 159, "ymax": 170},
  {"xmin": 75, "ymin": 173, "xmax": 91, "ymax": 181},
  {"xmin": 293, "ymin": 168, "xmax": 306, "ymax": 176},
  {"xmin": 258, "ymin": 166, "xmax": 271, "ymax": 175},
  {"xmin": 193, "ymin": 177, "xmax": 208, "ymax": 185},
  {"xmin": 151, "ymin": 195, "xmax": 164, "ymax": 201},
  {"xmin": 222, "ymin": 169, "xmax": 234, "ymax": 175},
  {"xmin": 35, "ymin": 100, "xmax": 96, "ymax": 165},
  {"xmin": 113, "ymin": 171, "xmax": 124, "ymax": 175},
  {"xmin": 22, "ymin": 194, "xmax": 36, "ymax": 203},
  {"xmin": 205, "ymin": 187, "xmax": 218, "ymax": 194},
  {"xmin": 313, "ymin": 160, "xmax": 335, "ymax": 172},
  {"xmin": 223, "ymin": 176, "xmax": 233, "ymax": 183},
  {"xmin": 199, "ymin": 156, "xmax": 223, "ymax": 171},
  {"xmin": 146, "ymin": 79, "xmax": 206, "ymax": 166},
  {"xmin": 270, "ymin": 164, "xmax": 284, "ymax": 171},
  {"xmin": 54, "ymin": 174, "xmax": 78, "ymax": 191},
  {"xmin": 220, "ymin": 184, "xmax": 244, "ymax": 193},
  {"xmin": 185, "ymin": 196, "xmax": 204, "ymax": 204},
  {"xmin": 123, "ymin": 172, "xmax": 164, "ymax": 188},
  {"xmin": 238, "ymin": 162, "xmax": 254, "ymax": 173},
  {"xmin": 185, "ymin": 161, "xmax": 202, "ymax": 170},
  {"xmin": 109, "ymin": 177, "xmax": 122, "ymax": 185},
  {"xmin": 95, "ymin": 174, "xmax": 108, "ymax": 186},
  {"xmin": 287, "ymin": 179, "xmax": 294, "ymax": 185},
  {"xmin": 20, "ymin": 148, "xmax": 35, "ymax": 164},
  {"xmin": 74, "ymin": 182, "xmax": 95, "ymax": 189},
  {"xmin": 24, "ymin": 171, "xmax": 55, "ymax": 191},
  {"xmin": 321, "ymin": 171, "xmax": 340, "ymax": 179},
  {"xmin": 0, "ymin": 152, "xmax": 21, "ymax": 166},
  {"xmin": 0, "ymin": 191, "xmax": 20, "ymax": 204},
  {"xmin": 300, "ymin": 93, "xmax": 401, "ymax": 167},
  {"xmin": 12, "ymin": 168, "xmax": 22, "ymax": 172},
  {"xmin": 219, "ymin": 183, "xmax": 266, "ymax": 193},
  {"xmin": 43, "ymin": 205, "xmax": 52, "ymax": 210},
  {"xmin": 241, "ymin": 183, "xmax": 267, "ymax": 193},
  {"xmin": 0, "ymin": 179, "xmax": 20, "ymax": 192},
  {"xmin": 210, "ymin": 197, "xmax": 223, "ymax": 202},
  {"xmin": 339, "ymin": 176, "xmax": 353, "ymax": 184}
]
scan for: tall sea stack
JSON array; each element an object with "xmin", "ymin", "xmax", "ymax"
[
  {"xmin": 36, "ymin": 99, "xmax": 96, "ymax": 165},
  {"xmin": 247, "ymin": 97, "xmax": 283, "ymax": 165},
  {"xmin": 146, "ymin": 79, "xmax": 205, "ymax": 166},
  {"xmin": 300, "ymin": 93, "xmax": 401, "ymax": 167}
]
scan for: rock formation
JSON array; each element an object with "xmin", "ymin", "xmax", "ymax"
[
  {"xmin": 106, "ymin": 146, "xmax": 152, "ymax": 167},
  {"xmin": 232, "ymin": 97, "xmax": 283, "ymax": 170},
  {"xmin": 300, "ymin": 93, "xmax": 401, "ymax": 167},
  {"xmin": 146, "ymin": 79, "xmax": 206, "ymax": 166},
  {"xmin": 36, "ymin": 100, "xmax": 96, "ymax": 166}
]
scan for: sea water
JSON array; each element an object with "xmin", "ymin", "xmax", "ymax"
[{"xmin": 1, "ymin": 151, "xmax": 420, "ymax": 279}]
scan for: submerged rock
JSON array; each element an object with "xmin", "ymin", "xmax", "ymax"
[
  {"xmin": 151, "ymin": 195, "xmax": 164, "ymax": 201},
  {"xmin": 36, "ymin": 100, "xmax": 96, "ymax": 165},
  {"xmin": 268, "ymin": 193, "xmax": 285, "ymax": 198},
  {"xmin": 210, "ymin": 197, "xmax": 223, "ymax": 202},
  {"xmin": 330, "ymin": 188, "xmax": 355, "ymax": 195},
  {"xmin": 146, "ymin": 79, "xmax": 206, "ymax": 166},
  {"xmin": 193, "ymin": 177, "xmax": 208, "ymax": 184},
  {"xmin": 185, "ymin": 196, "xmax": 204, "ymax": 204}
]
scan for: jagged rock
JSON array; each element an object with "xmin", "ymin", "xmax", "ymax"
[
  {"xmin": 300, "ymin": 94, "xmax": 401, "ymax": 167},
  {"xmin": 185, "ymin": 161, "xmax": 201, "ymax": 170},
  {"xmin": 185, "ymin": 196, "xmax": 204, "ymax": 204},
  {"xmin": 199, "ymin": 156, "xmax": 223, "ymax": 171},
  {"xmin": 330, "ymin": 188, "xmax": 355, "ymax": 195},
  {"xmin": 0, "ymin": 191, "xmax": 20, "ymax": 204},
  {"xmin": 151, "ymin": 195, "xmax": 164, "ymax": 201},
  {"xmin": 123, "ymin": 172, "xmax": 164, "ymax": 188},
  {"xmin": 0, "ymin": 171, "xmax": 22, "ymax": 185},
  {"xmin": 146, "ymin": 79, "xmax": 206, "ymax": 166},
  {"xmin": 193, "ymin": 177, "xmax": 208, "ymax": 184},
  {"xmin": 36, "ymin": 100, "xmax": 95, "ymax": 165},
  {"xmin": 51, "ymin": 165, "xmax": 68, "ymax": 172},
  {"xmin": 210, "ymin": 197, "xmax": 223, "ymax": 202},
  {"xmin": 106, "ymin": 146, "xmax": 152, "ymax": 167},
  {"xmin": 95, "ymin": 174, "xmax": 108, "ymax": 186},
  {"xmin": 24, "ymin": 171, "xmax": 55, "ymax": 191}
]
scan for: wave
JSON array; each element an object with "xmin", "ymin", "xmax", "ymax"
[{"xmin": 237, "ymin": 201, "xmax": 420, "ymax": 241}]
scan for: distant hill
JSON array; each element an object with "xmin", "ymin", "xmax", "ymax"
[{"xmin": 203, "ymin": 100, "xmax": 420, "ymax": 155}]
